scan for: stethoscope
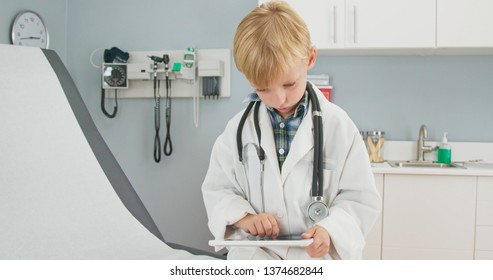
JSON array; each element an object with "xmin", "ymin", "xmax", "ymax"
[{"xmin": 236, "ymin": 82, "xmax": 329, "ymax": 223}]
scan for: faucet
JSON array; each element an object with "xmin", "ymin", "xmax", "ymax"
[{"xmin": 417, "ymin": 124, "xmax": 437, "ymax": 161}]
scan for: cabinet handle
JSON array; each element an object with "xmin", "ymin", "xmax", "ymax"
[
  {"xmin": 332, "ymin": 6, "xmax": 337, "ymax": 44},
  {"xmin": 353, "ymin": 5, "xmax": 357, "ymax": 44}
]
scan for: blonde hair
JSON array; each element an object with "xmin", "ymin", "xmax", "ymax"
[{"xmin": 233, "ymin": 0, "xmax": 312, "ymax": 88}]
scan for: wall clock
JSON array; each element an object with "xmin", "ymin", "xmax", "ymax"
[{"xmin": 11, "ymin": 11, "xmax": 49, "ymax": 49}]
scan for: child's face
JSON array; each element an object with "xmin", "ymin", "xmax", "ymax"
[{"xmin": 249, "ymin": 49, "xmax": 316, "ymax": 119}]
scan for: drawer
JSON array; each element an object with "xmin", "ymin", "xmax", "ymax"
[
  {"xmin": 475, "ymin": 226, "xmax": 493, "ymax": 251},
  {"xmin": 477, "ymin": 201, "xmax": 493, "ymax": 226}
]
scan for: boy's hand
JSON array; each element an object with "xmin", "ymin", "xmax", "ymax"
[
  {"xmin": 234, "ymin": 213, "xmax": 279, "ymax": 239},
  {"xmin": 301, "ymin": 225, "xmax": 331, "ymax": 258}
]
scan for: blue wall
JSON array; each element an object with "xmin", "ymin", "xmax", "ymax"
[
  {"xmin": 65, "ymin": 0, "xmax": 255, "ymax": 253},
  {"xmin": 313, "ymin": 54, "xmax": 493, "ymax": 141},
  {"xmin": 2, "ymin": 0, "xmax": 492, "ymax": 253}
]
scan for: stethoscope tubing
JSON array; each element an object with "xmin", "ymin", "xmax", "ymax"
[{"xmin": 308, "ymin": 85, "xmax": 324, "ymax": 198}]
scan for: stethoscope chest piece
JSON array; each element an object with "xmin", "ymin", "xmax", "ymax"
[{"xmin": 307, "ymin": 196, "xmax": 329, "ymax": 223}]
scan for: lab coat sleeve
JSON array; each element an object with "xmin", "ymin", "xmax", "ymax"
[
  {"xmin": 201, "ymin": 117, "xmax": 256, "ymax": 248},
  {"xmin": 318, "ymin": 127, "xmax": 381, "ymax": 260}
]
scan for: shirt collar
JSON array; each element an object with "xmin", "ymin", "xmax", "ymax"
[{"xmin": 243, "ymin": 91, "xmax": 308, "ymax": 119}]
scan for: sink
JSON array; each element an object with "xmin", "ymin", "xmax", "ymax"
[{"xmin": 388, "ymin": 161, "xmax": 465, "ymax": 169}]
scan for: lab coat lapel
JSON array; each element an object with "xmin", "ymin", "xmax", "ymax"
[
  {"xmin": 281, "ymin": 106, "xmax": 314, "ymax": 182},
  {"xmin": 258, "ymin": 104, "xmax": 281, "ymax": 175}
]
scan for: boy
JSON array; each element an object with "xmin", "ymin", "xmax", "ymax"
[{"xmin": 202, "ymin": 0, "xmax": 380, "ymax": 260}]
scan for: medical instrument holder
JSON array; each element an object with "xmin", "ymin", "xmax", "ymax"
[
  {"xmin": 105, "ymin": 49, "xmax": 230, "ymax": 99},
  {"xmin": 199, "ymin": 60, "xmax": 223, "ymax": 99}
]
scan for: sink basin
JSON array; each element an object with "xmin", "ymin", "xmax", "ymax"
[{"xmin": 388, "ymin": 161, "xmax": 465, "ymax": 169}]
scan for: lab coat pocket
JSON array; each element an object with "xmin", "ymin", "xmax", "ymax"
[
  {"xmin": 322, "ymin": 158, "xmax": 338, "ymax": 205},
  {"xmin": 299, "ymin": 157, "xmax": 337, "ymax": 204}
]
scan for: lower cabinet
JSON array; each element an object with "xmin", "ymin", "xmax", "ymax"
[
  {"xmin": 475, "ymin": 177, "xmax": 493, "ymax": 259},
  {"xmin": 381, "ymin": 174, "xmax": 476, "ymax": 259},
  {"xmin": 363, "ymin": 174, "xmax": 383, "ymax": 260}
]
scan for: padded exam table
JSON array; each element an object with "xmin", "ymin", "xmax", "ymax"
[{"xmin": 0, "ymin": 44, "xmax": 217, "ymax": 259}]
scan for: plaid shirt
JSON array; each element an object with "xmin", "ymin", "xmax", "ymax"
[{"xmin": 244, "ymin": 92, "xmax": 309, "ymax": 169}]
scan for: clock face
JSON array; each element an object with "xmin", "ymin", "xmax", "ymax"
[
  {"xmin": 102, "ymin": 64, "xmax": 128, "ymax": 89},
  {"xmin": 11, "ymin": 11, "xmax": 49, "ymax": 49}
]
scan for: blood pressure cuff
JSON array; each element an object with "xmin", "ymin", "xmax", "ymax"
[{"xmin": 104, "ymin": 46, "xmax": 129, "ymax": 63}]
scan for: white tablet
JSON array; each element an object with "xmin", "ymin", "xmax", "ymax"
[{"xmin": 209, "ymin": 234, "xmax": 313, "ymax": 247}]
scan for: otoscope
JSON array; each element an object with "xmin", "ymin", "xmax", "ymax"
[{"xmin": 149, "ymin": 55, "xmax": 163, "ymax": 163}]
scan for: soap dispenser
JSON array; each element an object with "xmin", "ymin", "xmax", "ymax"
[{"xmin": 437, "ymin": 132, "xmax": 452, "ymax": 164}]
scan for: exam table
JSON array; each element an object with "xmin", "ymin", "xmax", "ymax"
[{"xmin": 0, "ymin": 44, "xmax": 218, "ymax": 259}]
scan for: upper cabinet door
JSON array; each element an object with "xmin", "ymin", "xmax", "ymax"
[
  {"xmin": 345, "ymin": 0, "xmax": 436, "ymax": 48},
  {"xmin": 286, "ymin": 0, "xmax": 346, "ymax": 49},
  {"xmin": 437, "ymin": 0, "xmax": 493, "ymax": 47},
  {"xmin": 260, "ymin": 0, "xmax": 345, "ymax": 49}
]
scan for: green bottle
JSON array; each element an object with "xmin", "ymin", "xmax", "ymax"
[{"xmin": 437, "ymin": 132, "xmax": 451, "ymax": 164}]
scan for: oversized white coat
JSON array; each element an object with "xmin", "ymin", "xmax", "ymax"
[{"xmin": 202, "ymin": 84, "xmax": 381, "ymax": 260}]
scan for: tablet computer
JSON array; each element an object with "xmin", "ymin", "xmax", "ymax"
[{"xmin": 209, "ymin": 234, "xmax": 313, "ymax": 247}]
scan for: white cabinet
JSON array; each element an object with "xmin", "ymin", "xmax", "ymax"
[
  {"xmin": 344, "ymin": 0, "xmax": 435, "ymax": 49},
  {"xmin": 260, "ymin": 0, "xmax": 435, "ymax": 50},
  {"xmin": 260, "ymin": 0, "xmax": 345, "ymax": 49},
  {"xmin": 260, "ymin": 0, "xmax": 493, "ymax": 52},
  {"xmin": 475, "ymin": 177, "xmax": 493, "ymax": 259},
  {"xmin": 437, "ymin": 0, "xmax": 493, "ymax": 48},
  {"xmin": 382, "ymin": 174, "xmax": 476, "ymax": 259},
  {"xmin": 363, "ymin": 173, "xmax": 383, "ymax": 259}
]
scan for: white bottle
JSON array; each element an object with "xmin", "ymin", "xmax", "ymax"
[{"xmin": 437, "ymin": 132, "xmax": 451, "ymax": 164}]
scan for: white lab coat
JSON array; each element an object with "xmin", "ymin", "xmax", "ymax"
[{"xmin": 202, "ymin": 84, "xmax": 381, "ymax": 260}]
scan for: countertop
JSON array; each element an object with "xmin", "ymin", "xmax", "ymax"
[
  {"xmin": 371, "ymin": 161, "xmax": 493, "ymax": 176},
  {"xmin": 370, "ymin": 141, "xmax": 493, "ymax": 176}
]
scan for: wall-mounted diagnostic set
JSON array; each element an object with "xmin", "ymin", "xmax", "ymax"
[
  {"xmin": 100, "ymin": 47, "xmax": 130, "ymax": 118},
  {"xmin": 98, "ymin": 47, "xmax": 231, "ymax": 163}
]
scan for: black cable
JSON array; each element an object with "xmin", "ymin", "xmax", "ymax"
[
  {"xmin": 148, "ymin": 56, "xmax": 166, "ymax": 162},
  {"xmin": 163, "ymin": 81, "xmax": 172, "ymax": 155},
  {"xmin": 163, "ymin": 58, "xmax": 173, "ymax": 156},
  {"xmin": 101, "ymin": 88, "xmax": 118, "ymax": 118},
  {"xmin": 153, "ymin": 78, "xmax": 161, "ymax": 163}
]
